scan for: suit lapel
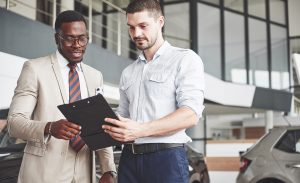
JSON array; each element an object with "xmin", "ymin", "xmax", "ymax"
[
  {"xmin": 50, "ymin": 53, "xmax": 68, "ymax": 103},
  {"xmin": 81, "ymin": 63, "xmax": 94, "ymax": 97}
]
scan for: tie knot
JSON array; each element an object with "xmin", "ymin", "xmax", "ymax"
[{"xmin": 67, "ymin": 63, "xmax": 77, "ymax": 71}]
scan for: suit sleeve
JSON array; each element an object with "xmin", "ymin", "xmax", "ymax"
[
  {"xmin": 7, "ymin": 61, "xmax": 48, "ymax": 143},
  {"xmin": 96, "ymin": 147, "xmax": 116, "ymax": 173}
]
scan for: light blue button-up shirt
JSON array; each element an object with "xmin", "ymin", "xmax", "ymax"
[{"xmin": 117, "ymin": 41, "xmax": 205, "ymax": 144}]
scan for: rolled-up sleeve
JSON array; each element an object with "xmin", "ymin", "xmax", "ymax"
[
  {"xmin": 175, "ymin": 51, "xmax": 205, "ymax": 119},
  {"xmin": 117, "ymin": 72, "xmax": 130, "ymax": 118}
]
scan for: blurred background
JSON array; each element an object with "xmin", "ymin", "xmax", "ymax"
[{"xmin": 0, "ymin": 0, "xmax": 300, "ymax": 182}]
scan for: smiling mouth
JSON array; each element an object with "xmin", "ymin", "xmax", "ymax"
[{"xmin": 72, "ymin": 52, "xmax": 83, "ymax": 58}]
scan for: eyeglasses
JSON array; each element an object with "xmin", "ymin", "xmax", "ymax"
[{"xmin": 57, "ymin": 34, "xmax": 89, "ymax": 46}]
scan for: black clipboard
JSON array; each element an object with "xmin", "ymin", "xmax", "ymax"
[{"xmin": 57, "ymin": 94, "xmax": 122, "ymax": 150}]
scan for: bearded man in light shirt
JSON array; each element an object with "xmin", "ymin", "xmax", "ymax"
[{"xmin": 103, "ymin": 0, "xmax": 205, "ymax": 183}]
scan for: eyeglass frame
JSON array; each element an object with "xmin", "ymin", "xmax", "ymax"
[{"xmin": 56, "ymin": 33, "xmax": 89, "ymax": 47}]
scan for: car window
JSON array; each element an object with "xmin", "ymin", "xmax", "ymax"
[{"xmin": 275, "ymin": 130, "xmax": 300, "ymax": 153}]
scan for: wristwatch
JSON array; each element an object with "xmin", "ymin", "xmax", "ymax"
[{"xmin": 106, "ymin": 171, "xmax": 117, "ymax": 178}]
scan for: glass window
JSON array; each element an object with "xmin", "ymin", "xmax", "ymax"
[
  {"xmin": 107, "ymin": 0, "xmax": 130, "ymax": 9},
  {"xmin": 198, "ymin": 4, "xmax": 221, "ymax": 79},
  {"xmin": 290, "ymin": 38, "xmax": 300, "ymax": 53},
  {"xmin": 225, "ymin": 11, "xmax": 246, "ymax": 84},
  {"xmin": 199, "ymin": 0, "xmax": 220, "ymax": 5},
  {"xmin": 271, "ymin": 25, "xmax": 289, "ymax": 90},
  {"xmin": 249, "ymin": 18, "xmax": 269, "ymax": 88},
  {"xmin": 275, "ymin": 130, "xmax": 300, "ymax": 153},
  {"xmin": 270, "ymin": 0, "xmax": 286, "ymax": 25},
  {"xmin": 164, "ymin": 3, "xmax": 190, "ymax": 49},
  {"xmin": 224, "ymin": 0, "xmax": 244, "ymax": 12},
  {"xmin": 248, "ymin": 0, "xmax": 266, "ymax": 19}
]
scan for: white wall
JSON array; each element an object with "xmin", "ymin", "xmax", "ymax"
[{"xmin": 0, "ymin": 52, "xmax": 26, "ymax": 109}]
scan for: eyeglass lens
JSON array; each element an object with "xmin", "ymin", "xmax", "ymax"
[{"xmin": 60, "ymin": 34, "xmax": 88, "ymax": 46}]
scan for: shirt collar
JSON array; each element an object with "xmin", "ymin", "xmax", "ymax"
[
  {"xmin": 56, "ymin": 50, "xmax": 82, "ymax": 71},
  {"xmin": 138, "ymin": 41, "xmax": 170, "ymax": 63}
]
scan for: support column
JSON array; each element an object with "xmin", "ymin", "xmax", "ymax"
[
  {"xmin": 6, "ymin": 0, "xmax": 9, "ymax": 9},
  {"xmin": 88, "ymin": 0, "xmax": 92, "ymax": 43},
  {"xmin": 240, "ymin": 127, "xmax": 246, "ymax": 139},
  {"xmin": 186, "ymin": 117, "xmax": 206, "ymax": 154},
  {"xmin": 265, "ymin": 110, "xmax": 274, "ymax": 133},
  {"xmin": 52, "ymin": 0, "xmax": 56, "ymax": 28}
]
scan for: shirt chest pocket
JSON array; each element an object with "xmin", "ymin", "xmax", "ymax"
[{"xmin": 146, "ymin": 72, "xmax": 174, "ymax": 98}]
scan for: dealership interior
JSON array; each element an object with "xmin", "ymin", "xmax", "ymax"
[{"xmin": 1, "ymin": 0, "xmax": 300, "ymax": 182}]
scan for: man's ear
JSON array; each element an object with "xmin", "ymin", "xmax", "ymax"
[{"xmin": 158, "ymin": 16, "xmax": 165, "ymax": 28}]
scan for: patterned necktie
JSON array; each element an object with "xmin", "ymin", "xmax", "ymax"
[{"xmin": 68, "ymin": 63, "xmax": 85, "ymax": 152}]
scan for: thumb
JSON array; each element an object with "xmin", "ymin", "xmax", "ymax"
[{"xmin": 116, "ymin": 113, "xmax": 126, "ymax": 121}]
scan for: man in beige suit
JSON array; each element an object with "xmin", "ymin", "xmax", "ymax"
[{"xmin": 7, "ymin": 10, "xmax": 116, "ymax": 183}]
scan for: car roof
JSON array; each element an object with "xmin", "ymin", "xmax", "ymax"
[{"xmin": 243, "ymin": 126, "xmax": 300, "ymax": 156}]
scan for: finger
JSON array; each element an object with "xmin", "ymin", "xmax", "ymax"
[
  {"xmin": 66, "ymin": 131, "xmax": 75, "ymax": 139},
  {"xmin": 65, "ymin": 127, "xmax": 80, "ymax": 136},
  {"xmin": 104, "ymin": 118, "xmax": 126, "ymax": 128},
  {"xmin": 104, "ymin": 130, "xmax": 126, "ymax": 141},
  {"xmin": 61, "ymin": 128, "xmax": 74, "ymax": 139},
  {"xmin": 60, "ymin": 134, "xmax": 70, "ymax": 140},
  {"xmin": 102, "ymin": 125, "xmax": 124, "ymax": 134},
  {"xmin": 65, "ymin": 121, "xmax": 82, "ymax": 130},
  {"xmin": 117, "ymin": 114, "xmax": 127, "ymax": 121},
  {"xmin": 110, "ymin": 135, "xmax": 130, "ymax": 142}
]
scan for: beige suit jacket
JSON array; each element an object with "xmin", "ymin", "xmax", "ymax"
[{"xmin": 7, "ymin": 53, "xmax": 116, "ymax": 183}]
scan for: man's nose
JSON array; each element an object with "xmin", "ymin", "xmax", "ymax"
[
  {"xmin": 133, "ymin": 28, "xmax": 142, "ymax": 38},
  {"xmin": 72, "ymin": 39, "xmax": 81, "ymax": 47}
]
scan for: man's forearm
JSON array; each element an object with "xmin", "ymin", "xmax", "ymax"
[{"xmin": 143, "ymin": 107, "xmax": 198, "ymax": 137}]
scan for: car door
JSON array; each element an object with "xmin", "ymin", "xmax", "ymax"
[{"xmin": 272, "ymin": 129, "xmax": 300, "ymax": 183}]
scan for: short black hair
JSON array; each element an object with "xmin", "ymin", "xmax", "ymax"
[
  {"xmin": 126, "ymin": 0, "xmax": 163, "ymax": 18},
  {"xmin": 54, "ymin": 10, "xmax": 87, "ymax": 32}
]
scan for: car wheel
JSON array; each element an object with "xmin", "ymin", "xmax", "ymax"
[
  {"xmin": 200, "ymin": 170, "xmax": 210, "ymax": 183},
  {"xmin": 189, "ymin": 172, "xmax": 201, "ymax": 183},
  {"xmin": 257, "ymin": 179, "xmax": 284, "ymax": 183},
  {"xmin": 189, "ymin": 170, "xmax": 210, "ymax": 183}
]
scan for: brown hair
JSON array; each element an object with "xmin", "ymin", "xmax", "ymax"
[{"xmin": 126, "ymin": 0, "xmax": 163, "ymax": 18}]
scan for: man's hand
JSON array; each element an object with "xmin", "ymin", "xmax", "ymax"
[
  {"xmin": 99, "ymin": 172, "xmax": 115, "ymax": 183},
  {"xmin": 45, "ymin": 119, "xmax": 81, "ymax": 140},
  {"xmin": 102, "ymin": 115, "xmax": 145, "ymax": 142}
]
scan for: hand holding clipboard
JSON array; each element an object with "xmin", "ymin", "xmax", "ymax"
[{"xmin": 57, "ymin": 94, "xmax": 122, "ymax": 150}]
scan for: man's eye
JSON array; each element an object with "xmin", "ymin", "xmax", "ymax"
[
  {"xmin": 79, "ymin": 37, "xmax": 87, "ymax": 41},
  {"xmin": 65, "ymin": 37, "xmax": 74, "ymax": 41}
]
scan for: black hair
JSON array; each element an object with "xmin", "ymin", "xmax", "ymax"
[
  {"xmin": 54, "ymin": 10, "xmax": 87, "ymax": 32},
  {"xmin": 126, "ymin": 0, "xmax": 163, "ymax": 18}
]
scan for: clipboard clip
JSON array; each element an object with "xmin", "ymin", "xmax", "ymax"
[{"xmin": 96, "ymin": 87, "xmax": 104, "ymax": 95}]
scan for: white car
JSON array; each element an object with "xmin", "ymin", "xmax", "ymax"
[{"xmin": 236, "ymin": 126, "xmax": 300, "ymax": 183}]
